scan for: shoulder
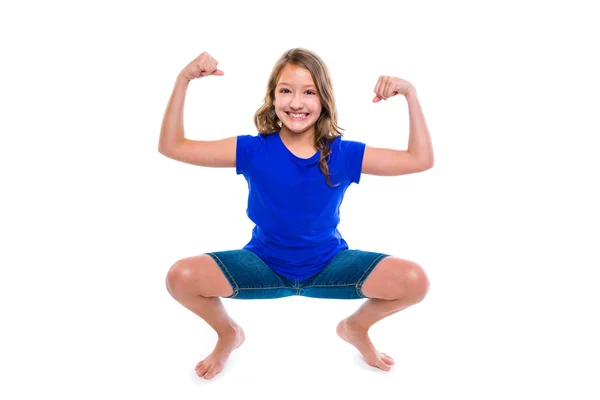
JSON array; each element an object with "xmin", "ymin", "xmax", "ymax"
[
  {"xmin": 236, "ymin": 133, "xmax": 277, "ymax": 175},
  {"xmin": 238, "ymin": 132, "xmax": 275, "ymax": 151},
  {"xmin": 331, "ymin": 135, "xmax": 365, "ymax": 184},
  {"xmin": 335, "ymin": 135, "xmax": 366, "ymax": 155}
]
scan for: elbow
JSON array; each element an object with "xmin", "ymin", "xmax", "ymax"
[
  {"xmin": 422, "ymin": 154, "xmax": 434, "ymax": 170},
  {"xmin": 158, "ymin": 138, "xmax": 167, "ymax": 155},
  {"xmin": 417, "ymin": 158, "xmax": 434, "ymax": 172},
  {"xmin": 158, "ymin": 145, "xmax": 167, "ymax": 156},
  {"xmin": 158, "ymin": 137, "xmax": 185, "ymax": 157},
  {"xmin": 158, "ymin": 139, "xmax": 177, "ymax": 157},
  {"xmin": 408, "ymin": 151, "xmax": 434, "ymax": 172},
  {"xmin": 158, "ymin": 144, "xmax": 173, "ymax": 158}
]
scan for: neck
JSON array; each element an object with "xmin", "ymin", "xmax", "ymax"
[{"xmin": 279, "ymin": 126, "xmax": 315, "ymax": 146}]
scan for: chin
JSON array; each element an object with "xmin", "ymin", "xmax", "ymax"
[
  {"xmin": 284, "ymin": 125, "xmax": 314, "ymax": 135},
  {"xmin": 285, "ymin": 120, "xmax": 318, "ymax": 133}
]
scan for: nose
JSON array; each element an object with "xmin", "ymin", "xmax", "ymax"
[{"xmin": 290, "ymin": 93, "xmax": 303, "ymax": 110}]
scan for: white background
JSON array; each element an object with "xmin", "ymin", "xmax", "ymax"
[{"xmin": 2, "ymin": 0, "xmax": 599, "ymax": 398}]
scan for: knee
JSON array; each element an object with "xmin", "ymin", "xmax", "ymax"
[
  {"xmin": 363, "ymin": 258, "xmax": 430, "ymax": 301},
  {"xmin": 403, "ymin": 262, "xmax": 430, "ymax": 304},
  {"xmin": 381, "ymin": 261, "xmax": 429, "ymax": 303},
  {"xmin": 165, "ymin": 258, "xmax": 197, "ymax": 297}
]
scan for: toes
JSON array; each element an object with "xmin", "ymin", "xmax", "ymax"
[
  {"xmin": 196, "ymin": 364, "xmax": 208, "ymax": 377},
  {"xmin": 382, "ymin": 353, "xmax": 395, "ymax": 365},
  {"xmin": 377, "ymin": 360, "xmax": 392, "ymax": 371},
  {"xmin": 366, "ymin": 358, "xmax": 392, "ymax": 371},
  {"xmin": 204, "ymin": 367, "xmax": 216, "ymax": 380}
]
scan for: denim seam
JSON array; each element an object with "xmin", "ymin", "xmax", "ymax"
[
  {"xmin": 356, "ymin": 254, "xmax": 388, "ymax": 298},
  {"xmin": 303, "ymin": 283, "xmax": 356, "ymax": 288},
  {"xmin": 207, "ymin": 252, "xmax": 239, "ymax": 298}
]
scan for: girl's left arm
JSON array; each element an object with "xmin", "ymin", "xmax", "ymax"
[
  {"xmin": 362, "ymin": 76, "xmax": 434, "ymax": 176},
  {"xmin": 405, "ymin": 88, "xmax": 434, "ymax": 168}
]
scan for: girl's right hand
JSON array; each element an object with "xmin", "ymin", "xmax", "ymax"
[{"xmin": 179, "ymin": 52, "xmax": 224, "ymax": 81}]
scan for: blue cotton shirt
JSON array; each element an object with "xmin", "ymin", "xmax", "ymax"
[{"xmin": 236, "ymin": 131, "xmax": 366, "ymax": 281}]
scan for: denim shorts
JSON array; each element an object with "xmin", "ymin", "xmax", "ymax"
[{"xmin": 205, "ymin": 249, "xmax": 390, "ymax": 300}]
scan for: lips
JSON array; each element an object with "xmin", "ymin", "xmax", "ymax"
[{"xmin": 287, "ymin": 112, "xmax": 308, "ymax": 120}]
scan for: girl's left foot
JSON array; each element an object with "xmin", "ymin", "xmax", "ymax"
[
  {"xmin": 336, "ymin": 318, "xmax": 395, "ymax": 371},
  {"xmin": 195, "ymin": 325, "xmax": 245, "ymax": 379}
]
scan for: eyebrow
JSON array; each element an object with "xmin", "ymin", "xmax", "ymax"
[{"xmin": 277, "ymin": 82, "xmax": 316, "ymax": 89}]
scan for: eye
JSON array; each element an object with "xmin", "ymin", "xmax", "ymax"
[
  {"xmin": 280, "ymin": 88, "xmax": 291, "ymax": 93},
  {"xmin": 305, "ymin": 90, "xmax": 316, "ymax": 95}
]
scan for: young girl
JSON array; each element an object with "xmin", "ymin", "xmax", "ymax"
[{"xmin": 159, "ymin": 49, "xmax": 434, "ymax": 380}]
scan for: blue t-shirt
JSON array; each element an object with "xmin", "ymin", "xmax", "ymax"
[{"xmin": 236, "ymin": 131, "xmax": 366, "ymax": 281}]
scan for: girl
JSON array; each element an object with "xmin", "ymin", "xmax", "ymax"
[{"xmin": 159, "ymin": 49, "xmax": 434, "ymax": 380}]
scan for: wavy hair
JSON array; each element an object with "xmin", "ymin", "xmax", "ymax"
[{"xmin": 254, "ymin": 48, "xmax": 343, "ymax": 187}]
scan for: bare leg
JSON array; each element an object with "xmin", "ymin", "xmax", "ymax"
[
  {"xmin": 337, "ymin": 298, "xmax": 411, "ymax": 370},
  {"xmin": 166, "ymin": 255, "xmax": 245, "ymax": 379},
  {"xmin": 337, "ymin": 257, "xmax": 429, "ymax": 371}
]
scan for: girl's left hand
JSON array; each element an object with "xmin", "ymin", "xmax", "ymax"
[{"xmin": 373, "ymin": 76, "xmax": 415, "ymax": 103}]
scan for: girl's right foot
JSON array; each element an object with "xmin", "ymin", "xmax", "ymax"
[
  {"xmin": 195, "ymin": 325, "xmax": 245, "ymax": 379},
  {"xmin": 336, "ymin": 318, "xmax": 395, "ymax": 371}
]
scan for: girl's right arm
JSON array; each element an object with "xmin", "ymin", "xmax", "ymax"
[{"xmin": 158, "ymin": 52, "xmax": 237, "ymax": 168}]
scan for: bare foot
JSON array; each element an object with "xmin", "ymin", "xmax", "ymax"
[
  {"xmin": 336, "ymin": 318, "xmax": 395, "ymax": 371},
  {"xmin": 195, "ymin": 325, "xmax": 245, "ymax": 379}
]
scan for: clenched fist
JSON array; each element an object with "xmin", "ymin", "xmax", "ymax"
[
  {"xmin": 373, "ymin": 76, "xmax": 415, "ymax": 103},
  {"xmin": 179, "ymin": 52, "xmax": 224, "ymax": 81}
]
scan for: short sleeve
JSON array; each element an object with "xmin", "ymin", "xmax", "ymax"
[
  {"xmin": 341, "ymin": 139, "xmax": 366, "ymax": 184},
  {"xmin": 236, "ymin": 134, "xmax": 262, "ymax": 175}
]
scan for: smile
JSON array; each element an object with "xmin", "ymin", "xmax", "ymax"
[{"xmin": 287, "ymin": 112, "xmax": 308, "ymax": 120}]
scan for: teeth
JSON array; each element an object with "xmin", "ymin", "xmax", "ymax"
[{"xmin": 289, "ymin": 113, "xmax": 307, "ymax": 118}]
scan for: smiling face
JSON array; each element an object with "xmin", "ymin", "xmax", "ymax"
[{"xmin": 273, "ymin": 63, "xmax": 322, "ymax": 138}]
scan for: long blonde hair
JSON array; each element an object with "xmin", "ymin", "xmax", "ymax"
[{"xmin": 254, "ymin": 48, "xmax": 343, "ymax": 187}]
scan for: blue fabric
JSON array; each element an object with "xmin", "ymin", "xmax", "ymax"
[
  {"xmin": 206, "ymin": 249, "xmax": 390, "ymax": 299},
  {"xmin": 236, "ymin": 131, "xmax": 366, "ymax": 281}
]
